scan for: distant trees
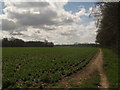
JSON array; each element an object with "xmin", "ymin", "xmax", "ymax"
[
  {"xmin": 74, "ymin": 43, "xmax": 98, "ymax": 47},
  {"xmin": 94, "ymin": 2, "xmax": 119, "ymax": 52},
  {"xmin": 1, "ymin": 37, "xmax": 98, "ymax": 47},
  {"xmin": 25, "ymin": 41, "xmax": 54, "ymax": 47},
  {"xmin": 2, "ymin": 38, "xmax": 54, "ymax": 47},
  {"xmin": 55, "ymin": 43, "xmax": 98, "ymax": 47},
  {"xmin": 2, "ymin": 38, "xmax": 25, "ymax": 47}
]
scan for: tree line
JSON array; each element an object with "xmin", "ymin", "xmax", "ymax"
[
  {"xmin": 55, "ymin": 43, "xmax": 98, "ymax": 47},
  {"xmin": 0, "ymin": 37, "xmax": 99, "ymax": 47},
  {"xmin": 94, "ymin": 2, "xmax": 119, "ymax": 53},
  {"xmin": 1, "ymin": 38, "xmax": 54, "ymax": 47}
]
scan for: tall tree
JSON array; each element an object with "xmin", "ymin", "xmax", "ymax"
[{"xmin": 94, "ymin": 2, "xmax": 119, "ymax": 53}]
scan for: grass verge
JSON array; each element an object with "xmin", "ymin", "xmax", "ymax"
[
  {"xmin": 78, "ymin": 71, "xmax": 100, "ymax": 88},
  {"xmin": 102, "ymin": 49, "xmax": 119, "ymax": 88}
]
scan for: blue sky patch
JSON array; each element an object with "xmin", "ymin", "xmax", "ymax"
[{"xmin": 64, "ymin": 2, "xmax": 95, "ymax": 13}]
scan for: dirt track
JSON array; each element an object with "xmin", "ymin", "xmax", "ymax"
[
  {"xmin": 98, "ymin": 49, "xmax": 109, "ymax": 88},
  {"xmin": 49, "ymin": 49, "xmax": 109, "ymax": 88}
]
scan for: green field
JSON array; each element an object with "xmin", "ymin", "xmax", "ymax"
[{"xmin": 2, "ymin": 47, "xmax": 98, "ymax": 88}]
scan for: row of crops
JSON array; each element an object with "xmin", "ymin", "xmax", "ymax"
[{"xmin": 2, "ymin": 47, "xmax": 98, "ymax": 88}]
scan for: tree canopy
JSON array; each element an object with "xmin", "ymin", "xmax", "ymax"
[
  {"xmin": 94, "ymin": 2, "xmax": 119, "ymax": 53},
  {"xmin": 2, "ymin": 38, "xmax": 54, "ymax": 47}
]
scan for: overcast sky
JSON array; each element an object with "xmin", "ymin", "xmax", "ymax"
[{"xmin": 0, "ymin": 0, "xmax": 98, "ymax": 44}]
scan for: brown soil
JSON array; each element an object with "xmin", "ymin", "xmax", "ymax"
[{"xmin": 48, "ymin": 49, "xmax": 109, "ymax": 88}]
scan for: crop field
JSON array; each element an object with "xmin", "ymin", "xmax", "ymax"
[{"xmin": 2, "ymin": 47, "xmax": 98, "ymax": 88}]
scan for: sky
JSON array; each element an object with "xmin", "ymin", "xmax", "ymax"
[{"xmin": 0, "ymin": 0, "xmax": 99, "ymax": 44}]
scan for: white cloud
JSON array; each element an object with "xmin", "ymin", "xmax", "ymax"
[
  {"xmin": 2, "ymin": 19, "xmax": 17, "ymax": 31},
  {"xmin": 76, "ymin": 8, "xmax": 86, "ymax": 16},
  {"xmin": 2, "ymin": 1, "xmax": 80, "ymax": 29},
  {"xmin": 1, "ymin": 1, "xmax": 97, "ymax": 44}
]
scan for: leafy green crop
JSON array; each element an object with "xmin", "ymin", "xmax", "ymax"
[{"xmin": 2, "ymin": 47, "xmax": 98, "ymax": 88}]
